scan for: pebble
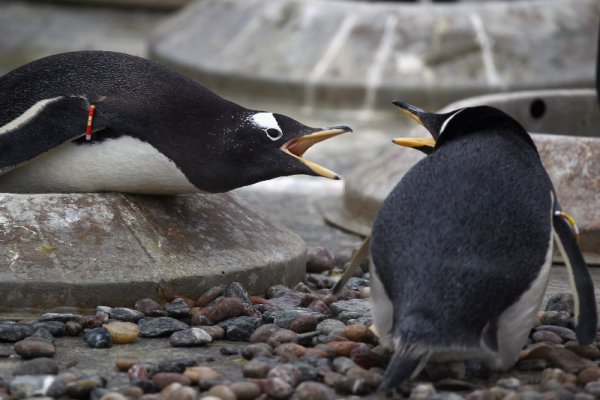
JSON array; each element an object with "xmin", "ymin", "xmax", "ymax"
[
  {"xmin": 532, "ymin": 330, "xmax": 563, "ymax": 344},
  {"xmin": 267, "ymin": 363, "xmax": 302, "ymax": 387},
  {"xmin": 250, "ymin": 324, "xmax": 280, "ymax": 343},
  {"xmin": 294, "ymin": 381, "xmax": 336, "ymax": 400},
  {"xmin": 104, "ymin": 321, "xmax": 139, "ymax": 344},
  {"xmin": 242, "ymin": 343, "xmax": 274, "ymax": 359},
  {"xmin": 534, "ymin": 325, "xmax": 577, "ymax": 342},
  {"xmin": 578, "ymin": 367, "xmax": 600, "ymax": 385},
  {"xmin": 545, "ymin": 293, "xmax": 575, "ymax": 315},
  {"xmin": 305, "ymin": 273, "xmax": 336, "ymax": 289},
  {"xmin": 219, "ymin": 316, "xmax": 261, "ymax": 341},
  {"xmin": 274, "ymin": 343, "xmax": 307, "ymax": 360},
  {"xmin": 13, "ymin": 358, "xmax": 59, "ymax": 376},
  {"xmin": 316, "ymin": 319, "xmax": 346, "ymax": 335},
  {"xmin": 165, "ymin": 299, "xmax": 191, "ymax": 319},
  {"xmin": 134, "ymin": 299, "xmax": 166, "ymax": 317},
  {"xmin": 307, "ymin": 300, "xmax": 332, "ymax": 316},
  {"xmin": 115, "ymin": 358, "xmax": 140, "ymax": 372},
  {"xmin": 294, "ymin": 361, "xmax": 318, "ymax": 382},
  {"xmin": 220, "ymin": 346, "xmax": 238, "ymax": 355},
  {"xmin": 410, "ymin": 383, "xmax": 437, "ymax": 400},
  {"xmin": 273, "ymin": 309, "xmax": 324, "ymax": 330},
  {"xmin": 66, "ymin": 375, "xmax": 107, "ymax": 399},
  {"xmin": 206, "ymin": 384, "xmax": 236, "ymax": 400},
  {"xmin": 329, "ymin": 299, "xmax": 371, "ymax": 319},
  {"xmin": 225, "ymin": 282, "xmax": 252, "ymax": 305},
  {"xmin": 38, "ymin": 313, "xmax": 85, "ymax": 324},
  {"xmin": 138, "ymin": 317, "xmax": 188, "ymax": 338},
  {"xmin": 0, "ymin": 323, "xmax": 34, "ymax": 342},
  {"xmin": 84, "ymin": 327, "xmax": 113, "ymax": 348},
  {"xmin": 158, "ymin": 358, "xmax": 198, "ymax": 373},
  {"xmin": 151, "ymin": 373, "xmax": 191, "ymax": 390},
  {"xmin": 334, "ymin": 375, "xmax": 371, "ymax": 395},
  {"xmin": 190, "ymin": 313, "xmax": 212, "ymax": 326},
  {"xmin": 333, "ymin": 357, "xmax": 358, "ymax": 374},
  {"xmin": 229, "ymin": 381, "xmax": 261, "ymax": 400},
  {"xmin": 306, "ymin": 247, "xmax": 336, "ymax": 273},
  {"xmin": 325, "ymin": 341, "xmax": 357, "ymax": 357},
  {"xmin": 262, "ymin": 377, "xmax": 294, "ymax": 399},
  {"xmin": 243, "ymin": 359, "xmax": 272, "ymax": 378},
  {"xmin": 344, "ymin": 323, "xmax": 373, "ymax": 343},
  {"xmin": 32, "ymin": 321, "xmax": 66, "ymax": 337},
  {"xmin": 195, "ymin": 325, "xmax": 225, "ymax": 340},
  {"xmin": 183, "ymin": 366, "xmax": 220, "ymax": 384},
  {"xmin": 201, "ymin": 298, "xmax": 245, "ymax": 324},
  {"xmin": 497, "ymin": 377, "xmax": 521, "ymax": 389},
  {"xmin": 350, "ymin": 344, "xmax": 386, "ymax": 370},
  {"xmin": 128, "ymin": 363, "xmax": 153, "ymax": 381},
  {"xmin": 540, "ymin": 311, "xmax": 572, "ymax": 327},
  {"xmin": 110, "ymin": 308, "xmax": 145, "ymax": 323},
  {"xmin": 267, "ymin": 329, "xmax": 298, "ymax": 348},
  {"xmin": 10, "ymin": 375, "xmax": 66, "ymax": 399},
  {"xmin": 196, "ymin": 286, "xmax": 225, "ymax": 307},
  {"xmin": 65, "ymin": 321, "xmax": 84, "ymax": 336},
  {"xmin": 14, "ymin": 337, "xmax": 56, "ymax": 359},
  {"xmin": 169, "ymin": 328, "xmax": 212, "ymax": 347},
  {"xmin": 565, "ymin": 343, "xmax": 600, "ymax": 360},
  {"xmin": 430, "ymin": 393, "xmax": 466, "ymax": 400},
  {"xmin": 516, "ymin": 359, "xmax": 549, "ymax": 371},
  {"xmin": 31, "ymin": 327, "xmax": 55, "ymax": 342},
  {"xmin": 162, "ymin": 382, "xmax": 198, "ymax": 400},
  {"xmin": 289, "ymin": 315, "xmax": 319, "ymax": 334},
  {"xmin": 100, "ymin": 392, "xmax": 127, "ymax": 400},
  {"xmin": 584, "ymin": 381, "xmax": 600, "ymax": 397}
]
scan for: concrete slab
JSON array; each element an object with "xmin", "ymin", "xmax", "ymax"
[
  {"xmin": 0, "ymin": 193, "xmax": 306, "ymax": 312},
  {"xmin": 323, "ymin": 89, "xmax": 600, "ymax": 263},
  {"xmin": 149, "ymin": 0, "xmax": 599, "ymax": 126}
]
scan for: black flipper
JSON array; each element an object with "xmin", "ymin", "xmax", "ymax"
[
  {"xmin": 378, "ymin": 341, "xmax": 429, "ymax": 391},
  {"xmin": 553, "ymin": 211, "xmax": 598, "ymax": 345},
  {"xmin": 0, "ymin": 96, "xmax": 106, "ymax": 173}
]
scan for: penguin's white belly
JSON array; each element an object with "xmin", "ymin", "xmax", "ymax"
[{"xmin": 0, "ymin": 136, "xmax": 199, "ymax": 194}]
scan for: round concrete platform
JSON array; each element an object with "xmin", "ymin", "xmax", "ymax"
[
  {"xmin": 322, "ymin": 89, "xmax": 600, "ymax": 263},
  {"xmin": 0, "ymin": 192, "xmax": 306, "ymax": 312},
  {"xmin": 149, "ymin": 0, "xmax": 599, "ymax": 125}
]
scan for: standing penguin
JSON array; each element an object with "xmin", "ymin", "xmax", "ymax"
[
  {"xmin": 368, "ymin": 102, "xmax": 597, "ymax": 390},
  {"xmin": 0, "ymin": 51, "xmax": 351, "ymax": 193}
]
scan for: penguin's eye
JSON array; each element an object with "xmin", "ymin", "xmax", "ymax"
[{"xmin": 266, "ymin": 128, "xmax": 283, "ymax": 141}]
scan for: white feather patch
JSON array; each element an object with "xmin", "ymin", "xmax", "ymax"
[
  {"xmin": 0, "ymin": 97, "xmax": 63, "ymax": 135},
  {"xmin": 250, "ymin": 112, "xmax": 282, "ymax": 140}
]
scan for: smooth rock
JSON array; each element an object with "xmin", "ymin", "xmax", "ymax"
[
  {"xmin": 65, "ymin": 321, "xmax": 84, "ymax": 336},
  {"xmin": 262, "ymin": 377, "xmax": 293, "ymax": 399},
  {"xmin": 194, "ymin": 325, "xmax": 224, "ymax": 341},
  {"xmin": 243, "ymin": 359, "xmax": 272, "ymax": 378},
  {"xmin": 104, "ymin": 321, "xmax": 139, "ymax": 344},
  {"xmin": 344, "ymin": 323, "xmax": 373, "ymax": 343},
  {"xmin": 66, "ymin": 375, "xmax": 107, "ymax": 399},
  {"xmin": 267, "ymin": 330, "xmax": 298, "ymax": 348},
  {"xmin": 294, "ymin": 381, "xmax": 335, "ymax": 400},
  {"xmin": 225, "ymin": 282, "xmax": 252, "ymax": 305},
  {"xmin": 250, "ymin": 324, "xmax": 280, "ymax": 343},
  {"xmin": 497, "ymin": 377, "xmax": 521, "ymax": 390},
  {"xmin": 135, "ymin": 299, "xmax": 165, "ymax": 317},
  {"xmin": 169, "ymin": 328, "xmax": 212, "ymax": 347},
  {"xmin": 110, "ymin": 308, "xmax": 145, "ymax": 323},
  {"xmin": 196, "ymin": 286, "xmax": 225, "ymax": 307},
  {"xmin": 242, "ymin": 343, "xmax": 274, "ymax": 360},
  {"xmin": 115, "ymin": 358, "xmax": 139, "ymax": 372},
  {"xmin": 267, "ymin": 364, "xmax": 302, "ymax": 387},
  {"xmin": 330, "ymin": 299, "xmax": 370, "ymax": 319},
  {"xmin": 0, "ymin": 323, "xmax": 34, "ymax": 342},
  {"xmin": 307, "ymin": 300, "xmax": 332, "ymax": 316},
  {"xmin": 219, "ymin": 346, "xmax": 238, "ymax": 356},
  {"xmin": 293, "ymin": 361, "xmax": 318, "ymax": 383},
  {"xmin": 183, "ymin": 366, "xmax": 220, "ymax": 384},
  {"xmin": 316, "ymin": 320, "xmax": 346, "ymax": 336},
  {"xmin": 326, "ymin": 341, "xmax": 358, "ymax": 358},
  {"xmin": 532, "ymin": 330, "xmax": 563, "ymax": 344},
  {"xmin": 229, "ymin": 381, "xmax": 261, "ymax": 400},
  {"xmin": 517, "ymin": 359, "xmax": 549, "ymax": 371},
  {"xmin": 14, "ymin": 338, "xmax": 55, "ymax": 359},
  {"xmin": 566, "ymin": 343, "xmax": 600, "ymax": 360},
  {"xmin": 166, "ymin": 299, "xmax": 190, "ymax": 319},
  {"xmin": 410, "ymin": 383, "xmax": 437, "ymax": 400},
  {"xmin": 219, "ymin": 316, "xmax": 261, "ymax": 341},
  {"xmin": 100, "ymin": 392, "xmax": 128, "ymax": 400},
  {"xmin": 31, "ymin": 327, "xmax": 55, "ymax": 342},
  {"xmin": 138, "ymin": 317, "xmax": 188, "ymax": 337},
  {"xmin": 545, "ymin": 293, "xmax": 575, "ymax": 315},
  {"xmin": 84, "ymin": 327, "xmax": 113, "ymax": 348},
  {"xmin": 202, "ymin": 298, "xmax": 245, "ymax": 324},
  {"xmin": 306, "ymin": 247, "xmax": 335, "ymax": 273},
  {"xmin": 534, "ymin": 326, "xmax": 577, "ymax": 342},
  {"xmin": 10, "ymin": 375, "xmax": 66, "ymax": 399},
  {"xmin": 578, "ymin": 367, "xmax": 600, "ymax": 385},
  {"xmin": 289, "ymin": 315, "xmax": 319, "ymax": 334},
  {"xmin": 206, "ymin": 384, "xmax": 235, "ymax": 400},
  {"xmin": 38, "ymin": 313, "xmax": 85, "ymax": 324},
  {"xmin": 32, "ymin": 321, "xmax": 66, "ymax": 337},
  {"xmin": 152, "ymin": 373, "xmax": 191, "ymax": 390},
  {"xmin": 274, "ymin": 343, "xmax": 307, "ymax": 360},
  {"xmin": 333, "ymin": 357, "xmax": 358, "ymax": 374},
  {"xmin": 158, "ymin": 358, "xmax": 198, "ymax": 373},
  {"xmin": 540, "ymin": 311, "xmax": 572, "ymax": 327},
  {"xmin": 13, "ymin": 358, "xmax": 59, "ymax": 376},
  {"xmin": 584, "ymin": 381, "xmax": 600, "ymax": 397},
  {"xmin": 351, "ymin": 344, "xmax": 386, "ymax": 370},
  {"xmin": 273, "ymin": 309, "xmax": 325, "ymax": 330}
]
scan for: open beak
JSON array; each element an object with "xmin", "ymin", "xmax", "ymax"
[
  {"xmin": 392, "ymin": 100, "xmax": 426, "ymax": 127},
  {"xmin": 392, "ymin": 137, "xmax": 436, "ymax": 149},
  {"xmin": 281, "ymin": 126, "xmax": 352, "ymax": 179}
]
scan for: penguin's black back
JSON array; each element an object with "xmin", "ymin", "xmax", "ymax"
[{"xmin": 371, "ymin": 125, "xmax": 553, "ymax": 347}]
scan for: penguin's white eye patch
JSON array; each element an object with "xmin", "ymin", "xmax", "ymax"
[{"xmin": 250, "ymin": 112, "xmax": 283, "ymax": 141}]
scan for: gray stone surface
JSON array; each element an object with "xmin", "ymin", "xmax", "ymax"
[
  {"xmin": 0, "ymin": 192, "xmax": 306, "ymax": 311},
  {"xmin": 150, "ymin": 0, "xmax": 599, "ymax": 125},
  {"xmin": 323, "ymin": 89, "xmax": 600, "ymax": 263}
]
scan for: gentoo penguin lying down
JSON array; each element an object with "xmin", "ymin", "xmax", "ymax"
[{"xmin": 0, "ymin": 51, "xmax": 351, "ymax": 193}]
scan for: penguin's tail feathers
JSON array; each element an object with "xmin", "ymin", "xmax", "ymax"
[{"xmin": 378, "ymin": 341, "xmax": 430, "ymax": 391}]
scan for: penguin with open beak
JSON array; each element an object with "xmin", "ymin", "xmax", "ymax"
[
  {"xmin": 368, "ymin": 101, "xmax": 597, "ymax": 390},
  {"xmin": 0, "ymin": 51, "xmax": 351, "ymax": 193}
]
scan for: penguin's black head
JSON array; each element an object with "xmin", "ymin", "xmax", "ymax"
[
  {"xmin": 390, "ymin": 101, "xmax": 536, "ymax": 154},
  {"xmin": 200, "ymin": 110, "xmax": 351, "ymax": 191}
]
